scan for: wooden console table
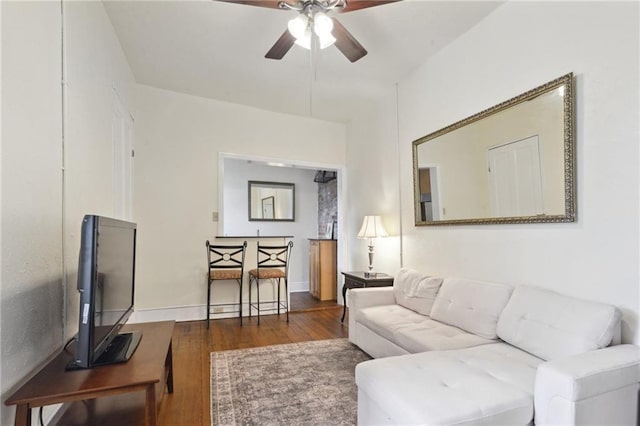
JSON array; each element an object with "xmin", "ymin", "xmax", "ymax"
[
  {"xmin": 5, "ymin": 321, "xmax": 175, "ymax": 426},
  {"xmin": 341, "ymin": 271, "xmax": 394, "ymax": 322}
]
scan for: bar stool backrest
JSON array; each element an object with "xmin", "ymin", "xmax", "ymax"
[
  {"xmin": 255, "ymin": 241, "xmax": 293, "ymax": 277},
  {"xmin": 206, "ymin": 240, "xmax": 247, "ymax": 278}
]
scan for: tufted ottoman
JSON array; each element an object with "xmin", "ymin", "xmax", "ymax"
[{"xmin": 355, "ymin": 343, "xmax": 543, "ymax": 425}]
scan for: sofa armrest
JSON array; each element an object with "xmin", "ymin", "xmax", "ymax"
[
  {"xmin": 348, "ymin": 287, "xmax": 395, "ymax": 310},
  {"xmin": 348, "ymin": 288, "xmax": 395, "ymax": 344},
  {"xmin": 534, "ymin": 344, "xmax": 640, "ymax": 425}
]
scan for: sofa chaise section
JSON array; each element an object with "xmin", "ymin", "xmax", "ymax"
[
  {"xmin": 357, "ymin": 342, "xmax": 543, "ymax": 425},
  {"xmin": 353, "ymin": 274, "xmax": 639, "ymax": 425}
]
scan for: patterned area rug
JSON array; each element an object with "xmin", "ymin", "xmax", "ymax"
[{"xmin": 210, "ymin": 338, "xmax": 371, "ymax": 426}]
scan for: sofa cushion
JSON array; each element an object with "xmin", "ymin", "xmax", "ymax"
[
  {"xmin": 394, "ymin": 320, "xmax": 497, "ymax": 354},
  {"xmin": 430, "ymin": 278, "xmax": 514, "ymax": 339},
  {"xmin": 358, "ymin": 305, "xmax": 434, "ymax": 344},
  {"xmin": 497, "ymin": 285, "xmax": 622, "ymax": 361},
  {"xmin": 356, "ymin": 342, "xmax": 543, "ymax": 425},
  {"xmin": 359, "ymin": 305, "xmax": 495, "ymax": 353},
  {"xmin": 393, "ymin": 268, "xmax": 443, "ymax": 315}
]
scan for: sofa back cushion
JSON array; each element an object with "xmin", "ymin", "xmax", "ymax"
[
  {"xmin": 430, "ymin": 278, "xmax": 514, "ymax": 339},
  {"xmin": 497, "ymin": 285, "xmax": 622, "ymax": 361},
  {"xmin": 393, "ymin": 268, "xmax": 443, "ymax": 316}
]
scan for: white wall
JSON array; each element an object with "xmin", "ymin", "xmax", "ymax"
[
  {"xmin": 346, "ymin": 89, "xmax": 403, "ymax": 280},
  {"xmin": 223, "ymin": 159, "xmax": 319, "ymax": 292},
  {"xmin": 350, "ymin": 1, "xmax": 639, "ymax": 343},
  {"xmin": 63, "ymin": 1, "xmax": 138, "ymax": 340},
  {"xmin": 133, "ymin": 84, "xmax": 345, "ymax": 319},
  {"xmin": 1, "ymin": 2, "xmax": 137, "ymax": 424},
  {"xmin": 1, "ymin": 3, "xmax": 63, "ymax": 424}
]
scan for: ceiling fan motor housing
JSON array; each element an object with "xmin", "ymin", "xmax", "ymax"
[{"xmin": 278, "ymin": 0, "xmax": 347, "ymax": 13}]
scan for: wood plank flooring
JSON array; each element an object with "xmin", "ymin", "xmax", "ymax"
[
  {"xmin": 290, "ymin": 291, "xmax": 339, "ymax": 312},
  {"xmin": 157, "ymin": 306, "xmax": 347, "ymax": 426}
]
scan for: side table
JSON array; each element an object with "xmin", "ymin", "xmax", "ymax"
[{"xmin": 341, "ymin": 271, "xmax": 394, "ymax": 323}]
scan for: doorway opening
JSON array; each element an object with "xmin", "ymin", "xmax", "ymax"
[
  {"xmin": 218, "ymin": 153, "xmax": 345, "ymax": 315},
  {"xmin": 417, "ymin": 165, "xmax": 442, "ymax": 221},
  {"xmin": 292, "ymin": 169, "xmax": 339, "ymax": 312}
]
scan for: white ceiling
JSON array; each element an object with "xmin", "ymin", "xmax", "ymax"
[{"xmin": 103, "ymin": 0, "xmax": 504, "ymax": 123}]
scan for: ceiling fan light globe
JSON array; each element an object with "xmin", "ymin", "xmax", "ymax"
[
  {"xmin": 318, "ymin": 33, "xmax": 336, "ymax": 49},
  {"xmin": 294, "ymin": 28, "xmax": 312, "ymax": 49},
  {"xmin": 313, "ymin": 12, "xmax": 334, "ymax": 37},
  {"xmin": 287, "ymin": 14, "xmax": 309, "ymax": 40}
]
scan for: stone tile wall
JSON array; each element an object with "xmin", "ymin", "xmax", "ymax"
[{"xmin": 318, "ymin": 179, "xmax": 337, "ymax": 239}]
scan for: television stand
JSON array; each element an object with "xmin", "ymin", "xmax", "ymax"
[{"xmin": 5, "ymin": 321, "xmax": 174, "ymax": 426}]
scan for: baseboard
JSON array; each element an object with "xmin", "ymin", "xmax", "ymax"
[
  {"xmin": 129, "ymin": 304, "xmax": 206, "ymax": 323},
  {"xmin": 129, "ymin": 302, "xmax": 293, "ymax": 323},
  {"xmin": 290, "ymin": 281, "xmax": 309, "ymax": 293},
  {"xmin": 129, "ymin": 281, "xmax": 317, "ymax": 324}
]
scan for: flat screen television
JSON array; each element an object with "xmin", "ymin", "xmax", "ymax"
[{"xmin": 66, "ymin": 215, "xmax": 141, "ymax": 370}]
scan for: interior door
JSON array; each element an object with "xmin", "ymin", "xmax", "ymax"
[{"xmin": 487, "ymin": 136, "xmax": 543, "ymax": 217}]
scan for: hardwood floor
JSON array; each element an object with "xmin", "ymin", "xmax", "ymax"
[
  {"xmin": 157, "ymin": 307, "xmax": 348, "ymax": 425},
  {"xmin": 290, "ymin": 291, "xmax": 339, "ymax": 312}
]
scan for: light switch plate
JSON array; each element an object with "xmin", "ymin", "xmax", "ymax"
[{"xmin": 212, "ymin": 211, "xmax": 219, "ymax": 222}]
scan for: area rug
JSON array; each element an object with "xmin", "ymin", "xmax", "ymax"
[{"xmin": 210, "ymin": 338, "xmax": 371, "ymax": 426}]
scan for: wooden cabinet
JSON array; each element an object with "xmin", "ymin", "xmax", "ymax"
[{"xmin": 309, "ymin": 239, "xmax": 337, "ymax": 301}]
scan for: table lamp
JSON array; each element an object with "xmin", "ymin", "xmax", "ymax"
[{"xmin": 357, "ymin": 215, "xmax": 388, "ymax": 277}]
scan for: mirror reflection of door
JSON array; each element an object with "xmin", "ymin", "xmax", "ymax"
[
  {"xmin": 487, "ymin": 136, "xmax": 544, "ymax": 217},
  {"xmin": 261, "ymin": 196, "xmax": 275, "ymax": 219},
  {"xmin": 418, "ymin": 167, "xmax": 441, "ymax": 221}
]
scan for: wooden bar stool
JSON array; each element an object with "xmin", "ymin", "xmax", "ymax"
[
  {"xmin": 206, "ymin": 240, "xmax": 247, "ymax": 328},
  {"xmin": 248, "ymin": 241, "xmax": 293, "ymax": 325}
]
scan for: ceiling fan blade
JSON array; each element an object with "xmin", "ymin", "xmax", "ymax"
[
  {"xmin": 336, "ymin": 0, "xmax": 401, "ymax": 13},
  {"xmin": 265, "ymin": 30, "xmax": 296, "ymax": 60},
  {"xmin": 212, "ymin": 0, "xmax": 294, "ymax": 10},
  {"xmin": 332, "ymin": 19, "xmax": 367, "ymax": 62}
]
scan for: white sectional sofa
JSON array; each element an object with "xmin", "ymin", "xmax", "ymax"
[{"xmin": 349, "ymin": 269, "xmax": 640, "ymax": 425}]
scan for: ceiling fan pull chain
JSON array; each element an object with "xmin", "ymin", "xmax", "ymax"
[{"xmin": 309, "ymin": 35, "xmax": 315, "ymax": 117}]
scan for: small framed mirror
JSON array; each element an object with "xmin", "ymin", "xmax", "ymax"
[
  {"xmin": 248, "ymin": 181, "xmax": 295, "ymax": 221},
  {"xmin": 413, "ymin": 73, "xmax": 575, "ymax": 225}
]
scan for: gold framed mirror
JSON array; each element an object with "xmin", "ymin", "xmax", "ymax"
[{"xmin": 413, "ymin": 73, "xmax": 575, "ymax": 226}]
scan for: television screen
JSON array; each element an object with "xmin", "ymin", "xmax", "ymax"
[{"xmin": 67, "ymin": 215, "xmax": 141, "ymax": 370}]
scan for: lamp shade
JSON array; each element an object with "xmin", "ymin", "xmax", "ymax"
[{"xmin": 357, "ymin": 216, "xmax": 388, "ymax": 239}]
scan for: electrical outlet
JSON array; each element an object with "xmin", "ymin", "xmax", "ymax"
[
  {"xmin": 213, "ymin": 307, "xmax": 224, "ymax": 314},
  {"xmin": 212, "ymin": 211, "xmax": 219, "ymax": 222}
]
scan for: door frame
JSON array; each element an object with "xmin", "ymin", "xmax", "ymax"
[{"xmin": 218, "ymin": 152, "xmax": 347, "ymax": 307}]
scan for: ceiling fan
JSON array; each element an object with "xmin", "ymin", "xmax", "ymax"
[{"xmin": 214, "ymin": 0, "xmax": 400, "ymax": 62}]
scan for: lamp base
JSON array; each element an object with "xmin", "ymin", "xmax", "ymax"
[{"xmin": 365, "ymin": 243, "xmax": 376, "ymax": 278}]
